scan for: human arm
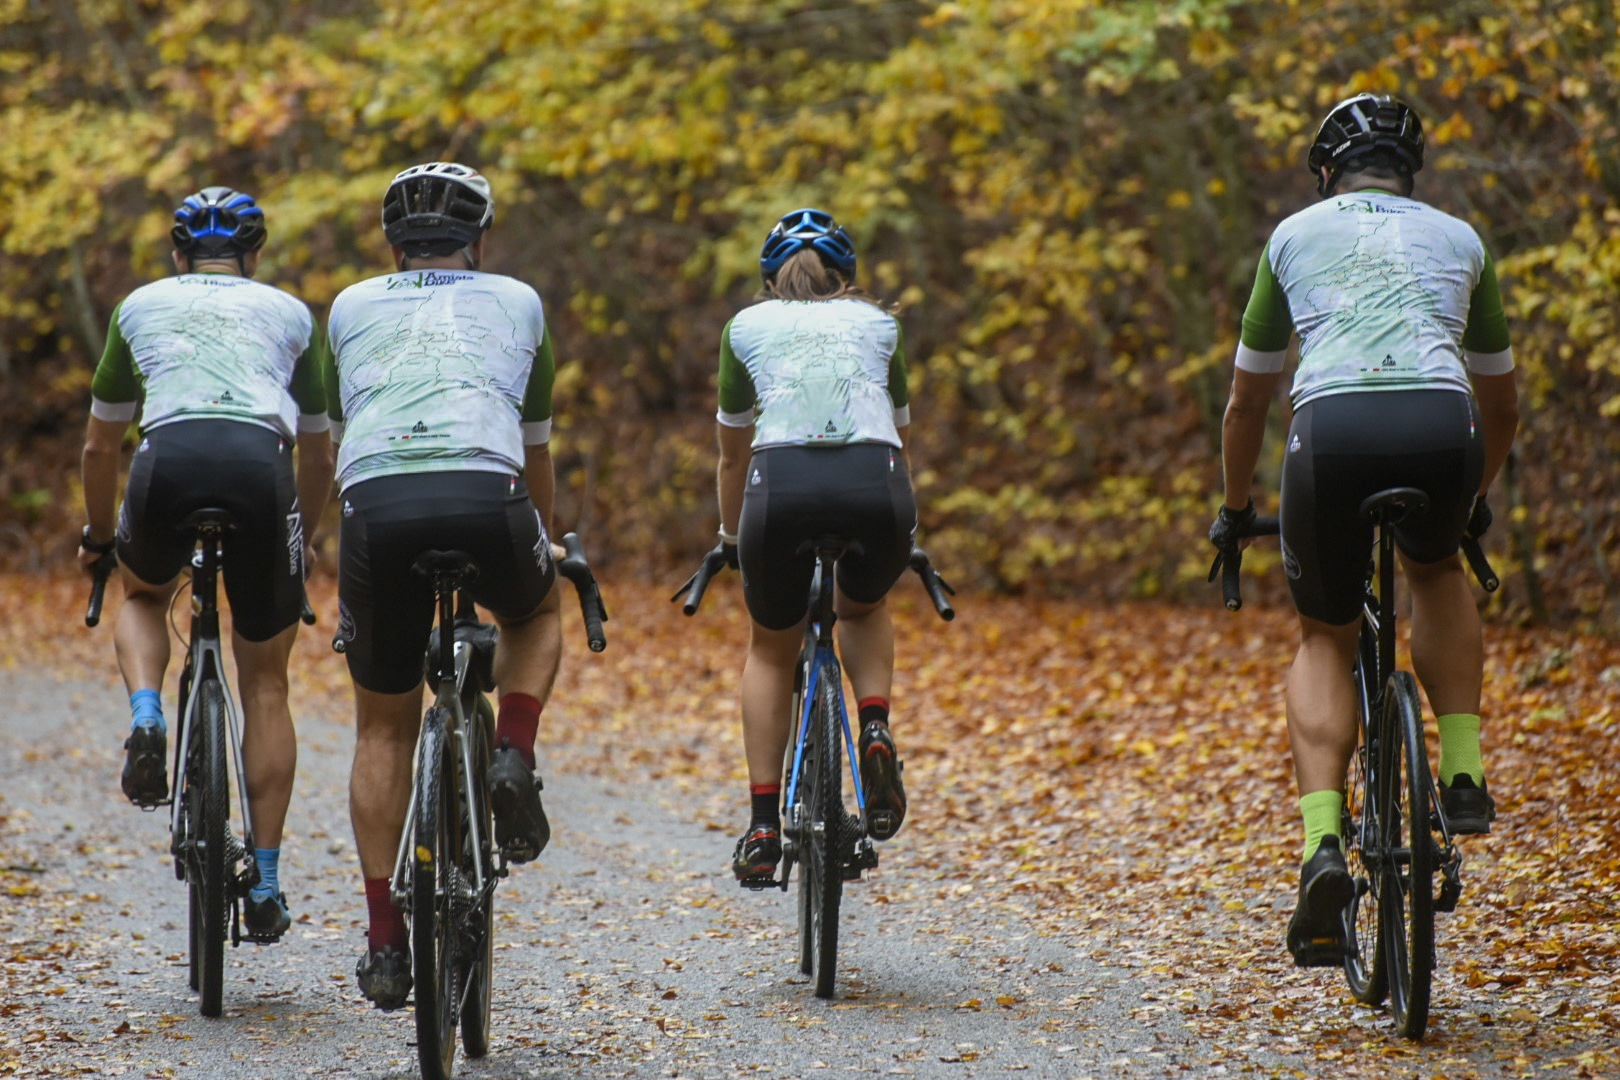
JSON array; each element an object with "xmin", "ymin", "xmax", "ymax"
[
  {"xmin": 716, "ymin": 421, "xmax": 753, "ymax": 548},
  {"xmin": 1469, "ymin": 370, "xmax": 1518, "ymax": 497},
  {"xmin": 1221, "ymin": 244, "xmax": 1291, "ymax": 511},
  {"xmin": 81, "ymin": 305, "xmax": 139, "ymax": 568},
  {"xmin": 1461, "ymin": 251, "xmax": 1518, "ymax": 498},
  {"xmin": 888, "ymin": 320, "xmax": 912, "ymax": 473}
]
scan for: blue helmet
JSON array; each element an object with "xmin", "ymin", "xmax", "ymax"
[
  {"xmin": 171, "ymin": 187, "xmax": 267, "ymax": 258},
  {"xmin": 759, "ymin": 208, "xmax": 856, "ymax": 284}
]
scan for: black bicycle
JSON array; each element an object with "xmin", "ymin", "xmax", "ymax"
[
  {"xmin": 1219, "ymin": 489, "xmax": 1498, "ymax": 1040},
  {"xmin": 676, "ymin": 543, "xmax": 954, "ymax": 997},
  {"xmin": 347, "ymin": 532, "xmax": 604, "ymax": 1080},
  {"xmin": 86, "ymin": 509, "xmax": 314, "ymax": 1018}
]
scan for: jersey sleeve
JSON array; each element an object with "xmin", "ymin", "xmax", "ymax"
[
  {"xmin": 1237, "ymin": 241, "xmax": 1295, "ymax": 363},
  {"xmin": 320, "ymin": 325, "xmax": 345, "ymax": 443},
  {"xmin": 888, "ymin": 320, "xmax": 910, "ymax": 427},
  {"xmin": 716, "ymin": 318, "xmax": 756, "ymax": 426},
  {"xmin": 290, "ymin": 328, "xmax": 330, "ymax": 433},
  {"xmin": 520, "ymin": 323, "xmax": 556, "ymax": 445},
  {"xmin": 1461, "ymin": 251, "xmax": 1513, "ymax": 372},
  {"xmin": 89, "ymin": 301, "xmax": 141, "ymax": 423}
]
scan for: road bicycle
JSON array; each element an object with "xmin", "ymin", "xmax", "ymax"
[
  {"xmin": 676, "ymin": 542, "xmax": 954, "ymax": 998},
  {"xmin": 338, "ymin": 532, "xmax": 604, "ymax": 1080},
  {"xmin": 86, "ymin": 509, "xmax": 315, "ymax": 1018},
  {"xmin": 1219, "ymin": 488, "xmax": 1498, "ymax": 1040}
]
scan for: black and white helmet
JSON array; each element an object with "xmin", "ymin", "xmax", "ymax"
[
  {"xmin": 381, "ymin": 162, "xmax": 494, "ymax": 254},
  {"xmin": 1307, "ymin": 93, "xmax": 1424, "ymax": 197}
]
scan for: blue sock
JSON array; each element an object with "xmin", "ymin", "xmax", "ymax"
[
  {"xmin": 251, "ymin": 848, "xmax": 282, "ymax": 903},
  {"xmin": 130, "ymin": 689, "xmax": 164, "ymax": 733}
]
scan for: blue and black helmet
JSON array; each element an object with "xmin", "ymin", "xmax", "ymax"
[
  {"xmin": 1307, "ymin": 93, "xmax": 1424, "ymax": 196},
  {"xmin": 759, "ymin": 208, "xmax": 856, "ymax": 284},
  {"xmin": 171, "ymin": 187, "xmax": 267, "ymax": 258}
]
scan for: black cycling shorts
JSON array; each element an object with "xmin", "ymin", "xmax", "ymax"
[
  {"xmin": 1280, "ymin": 389, "xmax": 1484, "ymax": 625},
  {"xmin": 336, "ymin": 471, "xmax": 555, "ymax": 694},
  {"xmin": 117, "ymin": 419, "xmax": 303, "ymax": 642},
  {"xmin": 737, "ymin": 442, "xmax": 918, "ymax": 631}
]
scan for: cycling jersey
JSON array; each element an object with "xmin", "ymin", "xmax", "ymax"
[
  {"xmin": 324, "ymin": 269, "xmax": 555, "ymax": 490},
  {"xmin": 1236, "ymin": 191, "xmax": 1514, "ymax": 407},
  {"xmin": 90, "ymin": 274, "xmax": 327, "ymax": 438},
  {"xmin": 717, "ymin": 298, "xmax": 909, "ymax": 448}
]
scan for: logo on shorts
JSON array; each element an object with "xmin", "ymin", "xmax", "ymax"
[
  {"xmin": 336, "ymin": 599, "xmax": 356, "ymax": 649},
  {"xmin": 115, "ymin": 502, "xmax": 131, "ymax": 544},
  {"xmin": 286, "ymin": 508, "xmax": 304, "ymax": 577},
  {"xmin": 1281, "ymin": 537, "xmax": 1302, "ymax": 580},
  {"xmin": 530, "ymin": 510, "xmax": 551, "ymax": 570},
  {"xmin": 137, "ymin": 438, "xmax": 151, "ymax": 454},
  {"xmin": 750, "ymin": 468, "xmax": 762, "ymax": 486},
  {"xmin": 343, "ymin": 500, "xmax": 354, "ymax": 518},
  {"xmin": 1289, "ymin": 434, "xmax": 1302, "ymax": 453}
]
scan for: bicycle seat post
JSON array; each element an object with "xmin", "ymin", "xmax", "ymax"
[
  {"xmin": 1359, "ymin": 487, "xmax": 1429, "ymax": 690},
  {"xmin": 182, "ymin": 509, "xmax": 236, "ymax": 642}
]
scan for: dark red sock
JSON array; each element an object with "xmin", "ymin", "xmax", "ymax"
[
  {"xmin": 364, "ymin": 877, "xmax": 407, "ymax": 952},
  {"xmin": 858, "ymin": 697, "xmax": 890, "ymax": 727},
  {"xmin": 750, "ymin": 782, "xmax": 781, "ymax": 828},
  {"xmin": 495, "ymin": 692, "xmax": 542, "ymax": 769}
]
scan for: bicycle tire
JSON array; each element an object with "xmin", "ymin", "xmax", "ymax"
[
  {"xmin": 808, "ymin": 659, "xmax": 846, "ymax": 999},
  {"xmin": 412, "ymin": 707, "xmax": 459, "ymax": 1080},
  {"xmin": 790, "ymin": 648, "xmax": 814, "ymax": 977},
  {"xmin": 193, "ymin": 679, "xmax": 229, "ymax": 1018},
  {"xmin": 460, "ymin": 696, "xmax": 496, "ymax": 1059},
  {"xmin": 1384, "ymin": 671, "xmax": 1434, "ymax": 1039},
  {"xmin": 1343, "ymin": 624, "xmax": 1388, "ymax": 1005}
]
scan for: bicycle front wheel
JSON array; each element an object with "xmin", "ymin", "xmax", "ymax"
[
  {"xmin": 1343, "ymin": 624, "xmax": 1387, "ymax": 1005},
  {"xmin": 1383, "ymin": 671, "xmax": 1434, "ymax": 1040},
  {"xmin": 412, "ymin": 707, "xmax": 460, "ymax": 1079},
  {"xmin": 801, "ymin": 659, "xmax": 847, "ymax": 999},
  {"xmin": 191, "ymin": 679, "xmax": 229, "ymax": 1018},
  {"xmin": 460, "ymin": 696, "xmax": 496, "ymax": 1059}
]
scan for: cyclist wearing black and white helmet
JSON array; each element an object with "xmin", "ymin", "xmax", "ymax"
[
  {"xmin": 78, "ymin": 186, "xmax": 334, "ymax": 943},
  {"xmin": 325, "ymin": 162, "xmax": 563, "ymax": 1009},
  {"xmin": 1210, "ymin": 94, "xmax": 1519, "ymax": 965},
  {"xmin": 714, "ymin": 208, "xmax": 918, "ymax": 885}
]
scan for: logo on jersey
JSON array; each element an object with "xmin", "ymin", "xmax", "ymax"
[
  {"xmin": 391, "ymin": 420, "xmax": 447, "ymax": 442},
  {"xmin": 387, "ymin": 271, "xmax": 475, "ymax": 290},
  {"xmin": 1380, "ymin": 355, "xmax": 1396, "ymax": 368},
  {"xmin": 824, "ymin": 421, "xmax": 837, "ymax": 434}
]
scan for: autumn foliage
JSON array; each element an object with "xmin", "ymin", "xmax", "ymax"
[{"xmin": 1, "ymin": 1, "xmax": 1616, "ymax": 625}]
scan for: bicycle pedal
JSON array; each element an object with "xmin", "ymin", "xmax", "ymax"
[{"xmin": 738, "ymin": 876, "xmax": 781, "ymax": 892}]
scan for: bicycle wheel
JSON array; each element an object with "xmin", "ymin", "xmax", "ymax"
[
  {"xmin": 803, "ymin": 659, "xmax": 847, "ymax": 999},
  {"xmin": 1343, "ymin": 624, "xmax": 1388, "ymax": 1005},
  {"xmin": 191, "ymin": 679, "xmax": 229, "ymax": 1018},
  {"xmin": 460, "ymin": 696, "xmax": 496, "ymax": 1059},
  {"xmin": 1383, "ymin": 671, "xmax": 1434, "ymax": 1039},
  {"xmin": 789, "ymin": 648, "xmax": 814, "ymax": 976},
  {"xmin": 412, "ymin": 707, "xmax": 459, "ymax": 1080}
]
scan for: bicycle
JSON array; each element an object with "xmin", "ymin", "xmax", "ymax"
[
  {"xmin": 86, "ymin": 509, "xmax": 315, "ymax": 1018},
  {"xmin": 675, "ymin": 542, "xmax": 954, "ymax": 998},
  {"xmin": 1218, "ymin": 488, "xmax": 1498, "ymax": 1040},
  {"xmin": 338, "ymin": 532, "xmax": 605, "ymax": 1080}
]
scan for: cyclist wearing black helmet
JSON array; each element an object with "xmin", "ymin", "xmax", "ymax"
[
  {"xmin": 1210, "ymin": 94, "xmax": 1519, "ymax": 965},
  {"xmin": 324, "ymin": 162, "xmax": 563, "ymax": 1008},
  {"xmin": 714, "ymin": 208, "xmax": 917, "ymax": 884},
  {"xmin": 78, "ymin": 186, "xmax": 334, "ymax": 942}
]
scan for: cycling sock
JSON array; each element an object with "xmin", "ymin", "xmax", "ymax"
[
  {"xmin": 1299, "ymin": 789, "xmax": 1344, "ymax": 863},
  {"xmin": 364, "ymin": 877, "xmax": 408, "ymax": 952},
  {"xmin": 1436, "ymin": 713, "xmax": 1484, "ymax": 786},
  {"xmin": 130, "ymin": 688, "xmax": 164, "ymax": 733},
  {"xmin": 251, "ymin": 848, "xmax": 281, "ymax": 903},
  {"xmin": 495, "ymin": 692, "xmax": 542, "ymax": 770},
  {"xmin": 749, "ymin": 783, "xmax": 781, "ymax": 830},
  {"xmin": 858, "ymin": 697, "xmax": 890, "ymax": 729}
]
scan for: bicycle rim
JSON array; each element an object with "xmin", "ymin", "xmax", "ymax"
[
  {"xmin": 460, "ymin": 697, "xmax": 496, "ymax": 1059},
  {"xmin": 810, "ymin": 660, "xmax": 845, "ymax": 999},
  {"xmin": 1343, "ymin": 626, "xmax": 1388, "ymax": 1004},
  {"xmin": 196, "ymin": 679, "xmax": 229, "ymax": 1018},
  {"xmin": 412, "ymin": 708, "xmax": 459, "ymax": 1079},
  {"xmin": 1384, "ymin": 672, "xmax": 1434, "ymax": 1040}
]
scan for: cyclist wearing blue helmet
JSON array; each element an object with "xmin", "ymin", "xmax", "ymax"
[
  {"xmin": 714, "ymin": 208, "xmax": 917, "ymax": 884},
  {"xmin": 78, "ymin": 186, "xmax": 333, "ymax": 942}
]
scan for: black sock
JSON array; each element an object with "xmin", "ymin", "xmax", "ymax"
[
  {"xmin": 749, "ymin": 783, "xmax": 780, "ymax": 830},
  {"xmin": 858, "ymin": 697, "xmax": 890, "ymax": 729}
]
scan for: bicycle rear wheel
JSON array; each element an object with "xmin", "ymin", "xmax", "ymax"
[
  {"xmin": 413, "ymin": 707, "xmax": 460, "ymax": 1080},
  {"xmin": 190, "ymin": 679, "xmax": 229, "ymax": 1018},
  {"xmin": 800, "ymin": 659, "xmax": 847, "ymax": 999},
  {"xmin": 460, "ymin": 696, "xmax": 496, "ymax": 1059},
  {"xmin": 1383, "ymin": 671, "xmax": 1434, "ymax": 1039},
  {"xmin": 1343, "ymin": 624, "xmax": 1388, "ymax": 1005}
]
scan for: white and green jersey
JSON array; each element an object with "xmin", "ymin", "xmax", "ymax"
[
  {"xmin": 90, "ymin": 274, "xmax": 327, "ymax": 439},
  {"xmin": 1236, "ymin": 190, "xmax": 1513, "ymax": 407},
  {"xmin": 324, "ymin": 269, "xmax": 554, "ymax": 491},
  {"xmin": 717, "ymin": 298, "xmax": 909, "ymax": 449}
]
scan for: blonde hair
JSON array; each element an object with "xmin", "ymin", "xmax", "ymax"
[{"xmin": 757, "ymin": 250, "xmax": 893, "ymax": 311}]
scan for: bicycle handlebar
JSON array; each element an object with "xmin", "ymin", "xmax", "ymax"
[
  {"xmin": 1460, "ymin": 535, "xmax": 1499, "ymax": 593},
  {"xmin": 908, "ymin": 548, "xmax": 956, "ymax": 621},
  {"xmin": 85, "ymin": 551, "xmax": 119, "ymax": 628},
  {"xmin": 674, "ymin": 544, "xmax": 957, "ymax": 622},
  {"xmin": 671, "ymin": 544, "xmax": 733, "ymax": 616},
  {"xmin": 557, "ymin": 531, "xmax": 609, "ymax": 652}
]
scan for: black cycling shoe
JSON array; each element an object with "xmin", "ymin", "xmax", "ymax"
[
  {"xmin": 490, "ymin": 742, "xmax": 550, "ymax": 864},
  {"xmin": 356, "ymin": 944, "xmax": 412, "ymax": 1010},
  {"xmin": 1286, "ymin": 835, "xmax": 1354, "ymax": 967},
  {"xmin": 242, "ymin": 891, "xmax": 291, "ymax": 943},
  {"xmin": 121, "ymin": 723, "xmax": 169, "ymax": 808},
  {"xmin": 858, "ymin": 721, "xmax": 906, "ymax": 841},
  {"xmin": 1440, "ymin": 775, "xmax": 1496, "ymax": 835},
  {"xmin": 732, "ymin": 824, "xmax": 782, "ymax": 884}
]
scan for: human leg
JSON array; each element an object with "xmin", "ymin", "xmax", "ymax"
[{"xmin": 733, "ymin": 620, "xmax": 801, "ymax": 880}]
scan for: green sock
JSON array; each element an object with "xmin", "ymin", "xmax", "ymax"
[
  {"xmin": 1299, "ymin": 789, "xmax": 1344, "ymax": 863},
  {"xmin": 1437, "ymin": 713, "xmax": 1484, "ymax": 786}
]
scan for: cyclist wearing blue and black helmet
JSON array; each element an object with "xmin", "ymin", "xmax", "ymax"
[
  {"xmin": 1210, "ymin": 94, "xmax": 1519, "ymax": 966},
  {"xmin": 78, "ymin": 186, "xmax": 334, "ymax": 943},
  {"xmin": 714, "ymin": 208, "xmax": 918, "ymax": 884}
]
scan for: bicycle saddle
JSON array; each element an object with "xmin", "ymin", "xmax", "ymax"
[
  {"xmin": 794, "ymin": 536, "xmax": 866, "ymax": 559},
  {"xmin": 182, "ymin": 507, "xmax": 236, "ymax": 531},
  {"xmin": 412, "ymin": 549, "xmax": 480, "ymax": 583},
  {"xmin": 1359, "ymin": 487, "xmax": 1429, "ymax": 526}
]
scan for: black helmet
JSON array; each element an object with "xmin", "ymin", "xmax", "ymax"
[
  {"xmin": 1307, "ymin": 93, "xmax": 1424, "ymax": 196},
  {"xmin": 171, "ymin": 187, "xmax": 267, "ymax": 259},
  {"xmin": 381, "ymin": 162, "xmax": 494, "ymax": 255}
]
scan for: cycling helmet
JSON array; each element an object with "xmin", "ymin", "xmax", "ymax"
[
  {"xmin": 1307, "ymin": 93, "xmax": 1424, "ymax": 196},
  {"xmin": 759, "ymin": 208, "xmax": 857, "ymax": 284},
  {"xmin": 171, "ymin": 187, "xmax": 267, "ymax": 258},
  {"xmin": 381, "ymin": 162, "xmax": 494, "ymax": 253}
]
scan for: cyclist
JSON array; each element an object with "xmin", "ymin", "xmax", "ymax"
[
  {"xmin": 325, "ymin": 162, "xmax": 563, "ymax": 1009},
  {"xmin": 77, "ymin": 186, "xmax": 334, "ymax": 942},
  {"xmin": 1210, "ymin": 94, "xmax": 1519, "ymax": 965},
  {"xmin": 716, "ymin": 208, "xmax": 917, "ymax": 885}
]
